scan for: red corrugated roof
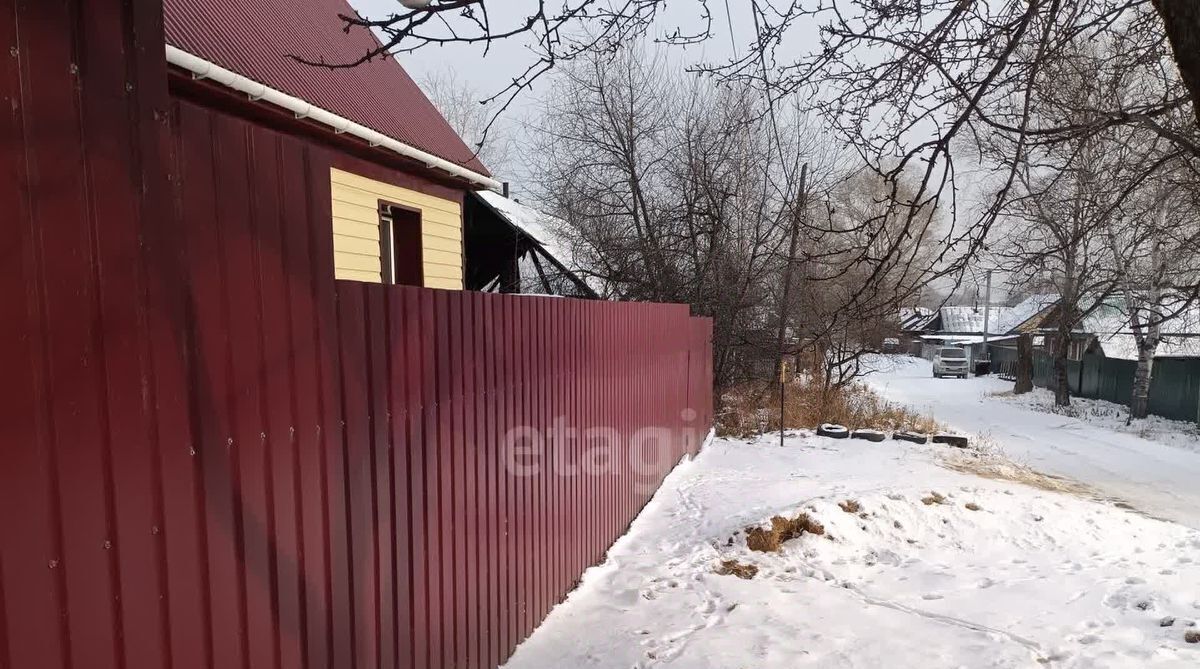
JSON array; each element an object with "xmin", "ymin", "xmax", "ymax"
[{"xmin": 164, "ymin": 0, "xmax": 490, "ymax": 177}]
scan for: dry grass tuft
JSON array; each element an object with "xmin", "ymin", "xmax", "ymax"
[
  {"xmin": 747, "ymin": 513, "xmax": 826, "ymax": 552},
  {"xmin": 940, "ymin": 450, "xmax": 1095, "ymax": 497},
  {"xmin": 921, "ymin": 491, "xmax": 947, "ymax": 506},
  {"xmin": 714, "ymin": 559, "xmax": 759, "ymax": 580},
  {"xmin": 839, "ymin": 499, "xmax": 862, "ymax": 514},
  {"xmin": 965, "ymin": 502, "xmax": 982, "ymax": 511},
  {"xmin": 1185, "ymin": 630, "xmax": 1200, "ymax": 644},
  {"xmin": 716, "ymin": 379, "xmax": 941, "ymax": 437},
  {"xmin": 745, "ymin": 526, "xmax": 779, "ymax": 552}
]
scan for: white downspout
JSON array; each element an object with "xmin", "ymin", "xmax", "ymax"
[{"xmin": 165, "ymin": 45, "xmax": 503, "ymax": 193}]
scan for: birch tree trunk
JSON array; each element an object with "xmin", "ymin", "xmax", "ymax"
[
  {"xmin": 1129, "ymin": 236, "xmax": 1166, "ymax": 419},
  {"xmin": 1130, "ymin": 337, "xmax": 1157, "ymax": 419}
]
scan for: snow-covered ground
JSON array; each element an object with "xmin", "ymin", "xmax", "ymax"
[
  {"xmin": 991, "ymin": 388, "xmax": 1200, "ymax": 455},
  {"xmin": 863, "ymin": 356, "xmax": 1200, "ymax": 530},
  {"xmin": 504, "ymin": 435, "xmax": 1200, "ymax": 668}
]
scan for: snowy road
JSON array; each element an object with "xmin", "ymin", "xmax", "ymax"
[
  {"xmin": 864, "ymin": 356, "xmax": 1200, "ymax": 530},
  {"xmin": 503, "ymin": 434, "xmax": 1200, "ymax": 668}
]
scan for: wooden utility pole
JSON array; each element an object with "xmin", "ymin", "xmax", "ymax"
[
  {"xmin": 776, "ymin": 163, "xmax": 807, "ymax": 446},
  {"xmin": 981, "ymin": 270, "xmax": 993, "ymax": 361},
  {"xmin": 775, "ymin": 163, "xmax": 808, "ymax": 379}
]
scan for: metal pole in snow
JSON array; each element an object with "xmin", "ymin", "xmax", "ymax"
[
  {"xmin": 981, "ymin": 270, "xmax": 993, "ymax": 370},
  {"xmin": 780, "ymin": 359, "xmax": 787, "ymax": 448}
]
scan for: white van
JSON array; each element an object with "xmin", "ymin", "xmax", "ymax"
[{"xmin": 933, "ymin": 347, "xmax": 969, "ymax": 378}]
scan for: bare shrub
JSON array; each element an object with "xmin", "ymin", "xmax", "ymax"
[
  {"xmin": 839, "ymin": 499, "xmax": 862, "ymax": 514},
  {"xmin": 717, "ymin": 379, "xmax": 940, "ymax": 437}
]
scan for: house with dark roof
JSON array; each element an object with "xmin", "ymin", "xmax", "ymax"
[
  {"xmin": 998, "ymin": 295, "xmax": 1200, "ymax": 362},
  {"xmin": 901, "ymin": 296, "xmax": 1061, "ymax": 363},
  {"xmin": 3, "ymin": 1, "xmax": 717, "ymax": 667},
  {"xmin": 164, "ymin": 0, "xmax": 503, "ymax": 289}
]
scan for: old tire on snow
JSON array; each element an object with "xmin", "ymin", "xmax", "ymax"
[
  {"xmin": 851, "ymin": 429, "xmax": 887, "ymax": 442},
  {"xmin": 932, "ymin": 434, "xmax": 970, "ymax": 449},
  {"xmin": 894, "ymin": 431, "xmax": 929, "ymax": 444},
  {"xmin": 817, "ymin": 423, "xmax": 850, "ymax": 439}
]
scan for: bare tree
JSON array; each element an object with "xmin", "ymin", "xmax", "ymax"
[
  {"xmin": 419, "ymin": 67, "xmax": 515, "ymax": 177},
  {"xmin": 997, "ymin": 145, "xmax": 1119, "ymax": 407},
  {"xmin": 528, "ymin": 46, "xmax": 804, "ymax": 385},
  {"xmin": 793, "ymin": 170, "xmax": 941, "ymax": 390},
  {"xmin": 526, "ymin": 45, "xmax": 929, "ymax": 389}
]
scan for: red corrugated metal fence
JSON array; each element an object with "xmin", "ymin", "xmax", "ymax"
[{"xmin": 0, "ymin": 1, "xmax": 715, "ymax": 667}]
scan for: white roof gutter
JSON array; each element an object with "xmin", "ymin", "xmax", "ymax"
[{"xmin": 165, "ymin": 44, "xmax": 502, "ymax": 192}]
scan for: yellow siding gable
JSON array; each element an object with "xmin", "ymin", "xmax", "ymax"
[{"xmin": 329, "ymin": 167, "xmax": 464, "ymax": 289}]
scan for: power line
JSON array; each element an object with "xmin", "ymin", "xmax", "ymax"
[{"xmin": 723, "ymin": 0, "xmax": 738, "ymax": 55}]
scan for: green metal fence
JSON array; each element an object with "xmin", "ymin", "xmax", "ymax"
[{"xmin": 988, "ymin": 347, "xmax": 1200, "ymax": 422}]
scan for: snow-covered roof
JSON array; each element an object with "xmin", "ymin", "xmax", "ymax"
[
  {"xmin": 475, "ymin": 190, "xmax": 576, "ymax": 274},
  {"xmin": 932, "ymin": 295, "xmax": 1058, "ymax": 336},
  {"xmin": 898, "ymin": 307, "xmax": 936, "ymax": 331},
  {"xmin": 920, "ymin": 334, "xmax": 1020, "ymax": 345},
  {"xmin": 1083, "ymin": 299, "xmax": 1200, "ymax": 360},
  {"xmin": 938, "ymin": 306, "xmax": 1011, "ymax": 335},
  {"xmin": 996, "ymin": 294, "xmax": 1058, "ymax": 333},
  {"xmin": 1093, "ymin": 334, "xmax": 1200, "ymax": 360}
]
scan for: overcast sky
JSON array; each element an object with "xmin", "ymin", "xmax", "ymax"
[{"xmin": 349, "ymin": 0, "xmax": 760, "ymax": 95}]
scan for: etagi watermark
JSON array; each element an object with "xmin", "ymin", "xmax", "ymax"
[{"xmin": 503, "ymin": 409, "xmax": 703, "ymax": 494}]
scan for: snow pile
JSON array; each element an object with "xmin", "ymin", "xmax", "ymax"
[
  {"xmin": 722, "ymin": 486, "xmax": 1200, "ymax": 666},
  {"xmin": 502, "ymin": 435, "xmax": 1200, "ymax": 668},
  {"xmin": 991, "ymin": 388, "xmax": 1200, "ymax": 455}
]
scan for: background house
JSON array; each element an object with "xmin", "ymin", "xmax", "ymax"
[
  {"xmin": 907, "ymin": 295, "xmax": 1058, "ymax": 363},
  {"xmin": 990, "ymin": 296, "xmax": 1200, "ymax": 362},
  {"xmin": 1083, "ymin": 300, "xmax": 1200, "ymax": 361},
  {"xmin": 464, "ymin": 191, "xmax": 597, "ymax": 297}
]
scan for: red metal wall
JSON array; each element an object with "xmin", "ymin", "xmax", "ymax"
[{"xmin": 0, "ymin": 2, "xmax": 715, "ymax": 668}]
